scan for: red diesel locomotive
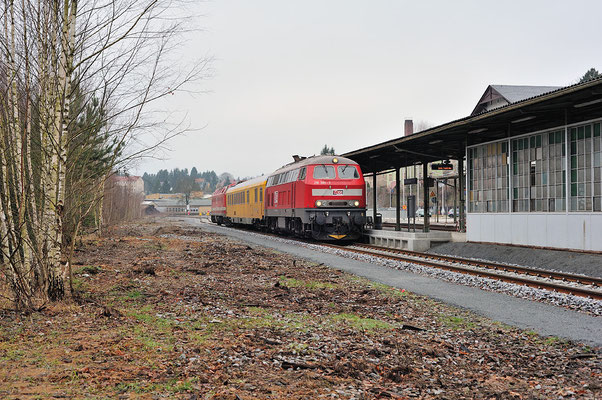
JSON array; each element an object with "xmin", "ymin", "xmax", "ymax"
[
  {"xmin": 264, "ymin": 155, "xmax": 366, "ymax": 240},
  {"xmin": 211, "ymin": 155, "xmax": 367, "ymax": 241},
  {"xmin": 210, "ymin": 185, "xmax": 229, "ymax": 225}
]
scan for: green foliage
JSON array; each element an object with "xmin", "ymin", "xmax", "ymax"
[
  {"xmin": 142, "ymin": 168, "xmax": 219, "ymax": 194},
  {"xmin": 330, "ymin": 313, "xmax": 395, "ymax": 331},
  {"xmin": 579, "ymin": 67, "xmax": 601, "ymax": 83},
  {"xmin": 439, "ymin": 314, "xmax": 475, "ymax": 330},
  {"xmin": 320, "ymin": 144, "xmax": 336, "ymax": 155},
  {"xmin": 278, "ymin": 276, "xmax": 337, "ymax": 290},
  {"xmin": 64, "ymin": 77, "xmax": 118, "ymax": 240},
  {"xmin": 75, "ymin": 265, "xmax": 101, "ymax": 275}
]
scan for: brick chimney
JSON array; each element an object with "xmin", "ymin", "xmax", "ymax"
[{"xmin": 404, "ymin": 119, "xmax": 414, "ymax": 136}]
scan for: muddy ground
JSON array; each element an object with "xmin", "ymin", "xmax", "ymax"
[{"xmin": 0, "ymin": 218, "xmax": 600, "ymax": 399}]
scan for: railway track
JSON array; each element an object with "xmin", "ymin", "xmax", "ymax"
[
  {"xmin": 197, "ymin": 219, "xmax": 602, "ymax": 302},
  {"xmin": 322, "ymin": 243, "xmax": 602, "ymax": 301}
]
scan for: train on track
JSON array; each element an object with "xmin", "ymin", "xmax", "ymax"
[{"xmin": 210, "ymin": 155, "xmax": 367, "ymax": 241}]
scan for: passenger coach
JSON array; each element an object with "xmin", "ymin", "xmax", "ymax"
[{"xmin": 225, "ymin": 176, "xmax": 266, "ymax": 228}]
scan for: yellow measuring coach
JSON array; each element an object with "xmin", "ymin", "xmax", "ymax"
[{"xmin": 226, "ymin": 176, "xmax": 266, "ymax": 226}]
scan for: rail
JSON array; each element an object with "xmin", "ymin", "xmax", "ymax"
[{"xmin": 322, "ymin": 243, "xmax": 602, "ymax": 300}]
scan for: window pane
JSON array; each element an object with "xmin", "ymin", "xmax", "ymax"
[
  {"xmin": 337, "ymin": 165, "xmax": 360, "ymax": 179},
  {"xmin": 313, "ymin": 165, "xmax": 336, "ymax": 179}
]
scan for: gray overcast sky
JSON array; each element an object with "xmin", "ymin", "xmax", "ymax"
[{"xmin": 137, "ymin": 0, "xmax": 602, "ymax": 179}]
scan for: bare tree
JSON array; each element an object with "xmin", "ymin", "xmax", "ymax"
[{"xmin": 0, "ymin": 0, "xmax": 209, "ymax": 309}]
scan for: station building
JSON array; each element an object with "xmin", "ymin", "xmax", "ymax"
[{"xmin": 344, "ymin": 77, "xmax": 602, "ymax": 252}]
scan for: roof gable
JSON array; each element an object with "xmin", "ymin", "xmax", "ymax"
[
  {"xmin": 491, "ymin": 85, "xmax": 561, "ymax": 103},
  {"xmin": 472, "ymin": 84, "xmax": 561, "ymax": 115}
]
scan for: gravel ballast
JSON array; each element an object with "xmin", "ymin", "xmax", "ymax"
[{"xmin": 429, "ymin": 241, "xmax": 602, "ymax": 278}]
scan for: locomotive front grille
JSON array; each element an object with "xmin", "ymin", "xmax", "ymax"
[{"xmin": 327, "ymin": 201, "xmax": 349, "ymax": 207}]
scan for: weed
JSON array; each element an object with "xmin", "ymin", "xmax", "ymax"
[
  {"xmin": 330, "ymin": 313, "xmax": 395, "ymax": 332},
  {"xmin": 71, "ymin": 277, "xmax": 87, "ymax": 292},
  {"xmin": 144, "ymin": 241, "xmax": 166, "ymax": 251},
  {"xmin": 0, "ymin": 347, "xmax": 25, "ymax": 361},
  {"xmin": 115, "ymin": 378, "xmax": 196, "ymax": 394},
  {"xmin": 278, "ymin": 276, "xmax": 337, "ymax": 290},
  {"xmin": 126, "ymin": 290, "xmax": 143, "ymax": 299},
  {"xmin": 287, "ymin": 342, "xmax": 310, "ymax": 355},
  {"xmin": 368, "ymin": 281, "xmax": 409, "ymax": 298},
  {"xmin": 116, "ymin": 381, "xmax": 143, "ymax": 394},
  {"xmin": 439, "ymin": 315, "xmax": 475, "ymax": 330},
  {"xmin": 75, "ymin": 265, "xmax": 100, "ymax": 275}
]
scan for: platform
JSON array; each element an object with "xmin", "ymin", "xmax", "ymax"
[{"xmin": 363, "ymin": 229, "xmax": 464, "ymax": 251}]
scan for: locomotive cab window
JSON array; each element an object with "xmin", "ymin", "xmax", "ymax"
[
  {"xmin": 298, "ymin": 167, "xmax": 306, "ymax": 180},
  {"xmin": 313, "ymin": 165, "xmax": 336, "ymax": 179},
  {"xmin": 338, "ymin": 165, "xmax": 359, "ymax": 179}
]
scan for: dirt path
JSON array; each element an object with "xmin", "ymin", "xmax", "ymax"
[{"xmin": 0, "ymin": 219, "xmax": 600, "ymax": 399}]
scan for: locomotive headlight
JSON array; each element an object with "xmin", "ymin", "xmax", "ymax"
[
  {"xmin": 316, "ymin": 200, "xmax": 323, "ymax": 207},
  {"xmin": 353, "ymin": 200, "xmax": 360, "ymax": 207},
  {"xmin": 332, "ymin": 157, "xmax": 339, "ymax": 164}
]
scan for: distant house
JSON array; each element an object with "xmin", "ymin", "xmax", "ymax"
[
  {"xmin": 146, "ymin": 197, "xmax": 211, "ymax": 215},
  {"xmin": 471, "ymin": 85, "xmax": 561, "ymax": 115},
  {"xmin": 113, "ymin": 176, "xmax": 144, "ymax": 194}
]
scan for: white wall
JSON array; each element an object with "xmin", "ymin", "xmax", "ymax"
[{"xmin": 467, "ymin": 213, "xmax": 602, "ymax": 252}]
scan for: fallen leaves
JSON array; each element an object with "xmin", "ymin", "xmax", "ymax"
[{"xmin": 0, "ymin": 218, "xmax": 599, "ymax": 399}]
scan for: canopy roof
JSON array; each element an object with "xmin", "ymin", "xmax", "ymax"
[{"xmin": 344, "ymin": 77, "xmax": 602, "ymax": 174}]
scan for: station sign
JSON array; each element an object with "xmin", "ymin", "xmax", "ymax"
[
  {"xmin": 404, "ymin": 178, "xmax": 418, "ymax": 185},
  {"xmin": 432, "ymin": 161, "xmax": 453, "ymax": 171}
]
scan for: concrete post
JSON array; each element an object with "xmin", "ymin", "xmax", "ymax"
[
  {"xmin": 372, "ymin": 173, "xmax": 377, "ymax": 226},
  {"xmin": 453, "ymin": 177, "xmax": 457, "ymax": 224},
  {"xmin": 458, "ymin": 157, "xmax": 465, "ymax": 232},
  {"xmin": 395, "ymin": 167, "xmax": 400, "ymax": 231},
  {"xmin": 423, "ymin": 162, "xmax": 430, "ymax": 232}
]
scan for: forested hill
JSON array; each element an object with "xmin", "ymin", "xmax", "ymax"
[{"xmin": 142, "ymin": 168, "xmax": 234, "ymax": 195}]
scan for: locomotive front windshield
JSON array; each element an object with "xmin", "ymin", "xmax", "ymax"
[
  {"xmin": 312, "ymin": 164, "xmax": 360, "ymax": 179},
  {"xmin": 313, "ymin": 165, "xmax": 336, "ymax": 179},
  {"xmin": 337, "ymin": 165, "xmax": 360, "ymax": 179}
]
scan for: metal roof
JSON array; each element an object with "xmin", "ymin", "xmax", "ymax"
[
  {"xmin": 491, "ymin": 85, "xmax": 561, "ymax": 103},
  {"xmin": 148, "ymin": 198, "xmax": 211, "ymax": 207},
  {"xmin": 344, "ymin": 77, "xmax": 602, "ymax": 174},
  {"xmin": 226, "ymin": 175, "xmax": 267, "ymax": 192},
  {"xmin": 270, "ymin": 155, "xmax": 359, "ymax": 175}
]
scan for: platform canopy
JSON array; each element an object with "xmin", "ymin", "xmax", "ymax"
[{"xmin": 344, "ymin": 77, "xmax": 602, "ymax": 174}]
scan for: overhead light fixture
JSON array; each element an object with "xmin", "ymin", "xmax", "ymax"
[
  {"xmin": 468, "ymin": 128, "xmax": 487, "ymax": 134},
  {"xmin": 511, "ymin": 116, "xmax": 536, "ymax": 123},
  {"xmin": 574, "ymin": 98, "xmax": 602, "ymax": 108},
  {"xmin": 429, "ymin": 139, "xmax": 443, "ymax": 145},
  {"xmin": 369, "ymin": 154, "xmax": 380, "ymax": 159}
]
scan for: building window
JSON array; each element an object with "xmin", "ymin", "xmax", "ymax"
[
  {"xmin": 468, "ymin": 142, "xmax": 509, "ymax": 213},
  {"xmin": 594, "ymin": 122, "xmax": 601, "ymax": 211},
  {"xmin": 512, "ymin": 137, "xmax": 530, "ymax": 212},
  {"xmin": 546, "ymin": 129, "xmax": 566, "ymax": 212},
  {"xmin": 570, "ymin": 122, "xmax": 600, "ymax": 212},
  {"xmin": 469, "ymin": 127, "xmax": 572, "ymax": 213}
]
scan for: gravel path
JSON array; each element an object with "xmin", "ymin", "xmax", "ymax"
[
  {"xmin": 184, "ymin": 218, "xmax": 602, "ymax": 346},
  {"xmin": 429, "ymin": 241, "xmax": 602, "ymax": 278}
]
